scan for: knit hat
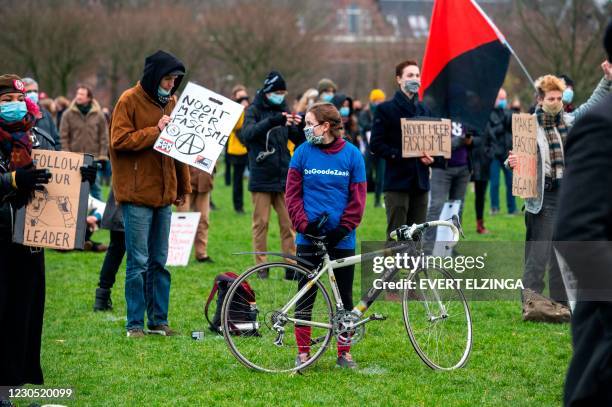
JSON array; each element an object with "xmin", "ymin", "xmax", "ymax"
[
  {"xmin": 369, "ymin": 89, "xmax": 386, "ymax": 102},
  {"xmin": 0, "ymin": 74, "xmax": 26, "ymax": 96},
  {"xmin": 605, "ymin": 20, "xmax": 612, "ymax": 62},
  {"xmin": 317, "ymin": 78, "xmax": 337, "ymax": 94},
  {"xmin": 261, "ymin": 71, "xmax": 287, "ymax": 93}
]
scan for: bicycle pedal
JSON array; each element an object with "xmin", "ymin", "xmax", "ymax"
[{"xmin": 371, "ymin": 313, "xmax": 387, "ymax": 321}]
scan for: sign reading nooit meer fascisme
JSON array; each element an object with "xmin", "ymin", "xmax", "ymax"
[{"xmin": 401, "ymin": 118, "xmax": 452, "ymax": 159}]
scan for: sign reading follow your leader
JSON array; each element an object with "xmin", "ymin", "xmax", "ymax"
[
  {"xmin": 401, "ymin": 118, "xmax": 452, "ymax": 159},
  {"xmin": 511, "ymin": 113, "xmax": 538, "ymax": 198},
  {"xmin": 13, "ymin": 150, "xmax": 92, "ymax": 250},
  {"xmin": 154, "ymin": 82, "xmax": 244, "ymax": 174}
]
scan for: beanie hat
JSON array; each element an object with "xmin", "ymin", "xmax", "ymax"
[
  {"xmin": 369, "ymin": 88, "xmax": 386, "ymax": 102},
  {"xmin": 317, "ymin": 78, "xmax": 337, "ymax": 94},
  {"xmin": 605, "ymin": 20, "xmax": 612, "ymax": 63},
  {"xmin": 262, "ymin": 71, "xmax": 287, "ymax": 93},
  {"xmin": 0, "ymin": 74, "xmax": 26, "ymax": 96}
]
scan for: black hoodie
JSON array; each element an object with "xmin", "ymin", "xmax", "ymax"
[{"xmin": 140, "ymin": 50, "xmax": 186, "ymax": 107}]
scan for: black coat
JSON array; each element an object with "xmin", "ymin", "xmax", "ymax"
[
  {"xmin": 241, "ymin": 91, "xmax": 304, "ymax": 192},
  {"xmin": 552, "ymin": 94, "xmax": 612, "ymax": 406},
  {"xmin": 35, "ymin": 107, "xmax": 60, "ymax": 151},
  {"xmin": 469, "ymin": 130, "xmax": 493, "ymax": 181},
  {"xmin": 486, "ymin": 107, "xmax": 512, "ymax": 161},
  {"xmin": 370, "ymin": 90, "xmax": 433, "ymax": 192}
]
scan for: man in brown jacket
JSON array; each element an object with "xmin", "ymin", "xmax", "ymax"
[
  {"xmin": 60, "ymin": 85, "xmax": 108, "ymax": 199},
  {"xmin": 177, "ymin": 168, "xmax": 214, "ymax": 263},
  {"xmin": 109, "ymin": 50, "xmax": 191, "ymax": 338}
]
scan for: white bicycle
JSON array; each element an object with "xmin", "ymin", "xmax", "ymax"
[{"xmin": 222, "ymin": 216, "xmax": 472, "ymax": 373}]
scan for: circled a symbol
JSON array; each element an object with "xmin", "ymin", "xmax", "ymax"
[{"xmin": 175, "ymin": 133, "xmax": 205, "ymax": 155}]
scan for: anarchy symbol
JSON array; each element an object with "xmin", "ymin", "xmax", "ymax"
[{"xmin": 175, "ymin": 133, "xmax": 205, "ymax": 155}]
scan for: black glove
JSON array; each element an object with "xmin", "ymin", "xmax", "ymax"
[
  {"xmin": 80, "ymin": 165, "xmax": 97, "ymax": 185},
  {"xmin": 14, "ymin": 168, "xmax": 52, "ymax": 191},
  {"xmin": 97, "ymin": 159, "xmax": 108, "ymax": 172},
  {"xmin": 269, "ymin": 113, "xmax": 287, "ymax": 127},
  {"xmin": 303, "ymin": 220, "xmax": 323, "ymax": 236},
  {"xmin": 324, "ymin": 226, "xmax": 350, "ymax": 249}
]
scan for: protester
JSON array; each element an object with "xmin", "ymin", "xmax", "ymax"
[
  {"xmin": 0, "ymin": 74, "xmax": 52, "ymax": 392},
  {"xmin": 294, "ymin": 88, "xmax": 319, "ymax": 116},
  {"xmin": 109, "ymin": 50, "xmax": 191, "ymax": 337},
  {"xmin": 54, "ymin": 96, "xmax": 70, "ymax": 128},
  {"xmin": 177, "ymin": 168, "xmax": 214, "ymax": 263},
  {"xmin": 227, "ymin": 85, "xmax": 250, "ymax": 214},
  {"xmin": 241, "ymin": 71, "xmax": 305, "ymax": 276},
  {"xmin": 60, "ymin": 84, "xmax": 109, "ymax": 200},
  {"xmin": 93, "ymin": 189, "xmax": 125, "ymax": 312},
  {"xmin": 358, "ymin": 89, "xmax": 386, "ymax": 207},
  {"xmin": 470, "ymin": 130, "xmax": 494, "ymax": 234},
  {"xmin": 487, "ymin": 88, "xmax": 516, "ymax": 216},
  {"xmin": 317, "ymin": 78, "xmax": 337, "ymax": 103},
  {"xmin": 370, "ymin": 60, "xmax": 435, "ymax": 240},
  {"xmin": 558, "ymin": 74, "xmax": 575, "ymax": 113},
  {"xmin": 22, "ymin": 77, "xmax": 61, "ymax": 150},
  {"xmin": 285, "ymin": 102, "xmax": 366, "ymax": 369},
  {"xmin": 331, "ymin": 93, "xmax": 359, "ymax": 144},
  {"xmin": 508, "ymin": 63, "xmax": 612, "ymax": 322},
  {"xmin": 83, "ymin": 195, "xmax": 108, "ymax": 252},
  {"xmin": 556, "ymin": 23, "xmax": 612, "ymax": 405}
]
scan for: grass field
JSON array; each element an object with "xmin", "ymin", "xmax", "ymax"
[{"xmin": 29, "ymin": 172, "xmax": 571, "ymax": 406}]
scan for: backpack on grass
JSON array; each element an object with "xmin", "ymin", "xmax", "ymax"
[{"xmin": 205, "ymin": 272, "xmax": 260, "ymax": 336}]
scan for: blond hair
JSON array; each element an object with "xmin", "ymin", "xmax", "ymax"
[{"xmin": 534, "ymin": 75, "xmax": 566, "ymax": 98}]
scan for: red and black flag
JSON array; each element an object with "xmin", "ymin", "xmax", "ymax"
[{"xmin": 420, "ymin": 0, "xmax": 510, "ymax": 132}]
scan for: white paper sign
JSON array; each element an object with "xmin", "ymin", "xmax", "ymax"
[
  {"xmin": 166, "ymin": 212, "xmax": 201, "ymax": 266},
  {"xmin": 154, "ymin": 82, "xmax": 244, "ymax": 174}
]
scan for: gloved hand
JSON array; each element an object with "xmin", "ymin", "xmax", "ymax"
[
  {"xmin": 324, "ymin": 226, "xmax": 350, "ymax": 249},
  {"xmin": 13, "ymin": 168, "xmax": 52, "ymax": 191},
  {"xmin": 269, "ymin": 113, "xmax": 287, "ymax": 127},
  {"xmin": 303, "ymin": 220, "xmax": 323, "ymax": 236},
  {"xmin": 80, "ymin": 165, "xmax": 97, "ymax": 185}
]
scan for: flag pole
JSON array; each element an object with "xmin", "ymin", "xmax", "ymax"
[{"xmin": 502, "ymin": 41, "xmax": 536, "ymax": 90}]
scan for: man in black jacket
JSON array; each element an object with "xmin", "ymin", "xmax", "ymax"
[
  {"xmin": 241, "ymin": 71, "xmax": 304, "ymax": 269},
  {"xmin": 370, "ymin": 60, "xmax": 434, "ymax": 240},
  {"xmin": 555, "ymin": 22, "xmax": 612, "ymax": 406}
]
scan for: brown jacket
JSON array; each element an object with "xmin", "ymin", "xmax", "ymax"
[
  {"xmin": 60, "ymin": 99, "xmax": 109, "ymax": 160},
  {"xmin": 109, "ymin": 82, "xmax": 191, "ymax": 207},
  {"xmin": 189, "ymin": 167, "xmax": 214, "ymax": 193}
]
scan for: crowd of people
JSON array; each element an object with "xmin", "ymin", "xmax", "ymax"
[{"xmin": 1, "ymin": 21, "xmax": 612, "ymax": 404}]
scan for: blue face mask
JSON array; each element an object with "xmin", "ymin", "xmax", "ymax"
[
  {"xmin": 26, "ymin": 91, "xmax": 39, "ymax": 105},
  {"xmin": 496, "ymin": 99, "xmax": 507, "ymax": 109},
  {"xmin": 267, "ymin": 93, "xmax": 285, "ymax": 105},
  {"xmin": 158, "ymin": 86, "xmax": 171, "ymax": 97},
  {"xmin": 0, "ymin": 101, "xmax": 28, "ymax": 123},
  {"xmin": 562, "ymin": 88, "xmax": 574, "ymax": 104},
  {"xmin": 339, "ymin": 106, "xmax": 350, "ymax": 117},
  {"xmin": 321, "ymin": 93, "xmax": 334, "ymax": 103}
]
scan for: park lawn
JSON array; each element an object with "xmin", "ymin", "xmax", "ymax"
[{"xmin": 29, "ymin": 175, "xmax": 570, "ymax": 407}]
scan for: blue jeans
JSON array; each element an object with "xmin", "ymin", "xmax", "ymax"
[
  {"xmin": 122, "ymin": 204, "xmax": 172, "ymax": 330},
  {"xmin": 489, "ymin": 158, "xmax": 516, "ymax": 213}
]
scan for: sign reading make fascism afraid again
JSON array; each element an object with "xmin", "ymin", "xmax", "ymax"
[{"xmin": 154, "ymin": 82, "xmax": 244, "ymax": 174}]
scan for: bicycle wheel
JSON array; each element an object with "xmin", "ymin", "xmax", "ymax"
[
  {"xmin": 402, "ymin": 267, "xmax": 472, "ymax": 370},
  {"xmin": 221, "ymin": 262, "xmax": 334, "ymax": 373}
]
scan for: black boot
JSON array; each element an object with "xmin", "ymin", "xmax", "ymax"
[
  {"xmin": 94, "ymin": 288, "xmax": 112, "ymax": 311},
  {"xmin": 284, "ymin": 267, "xmax": 298, "ymax": 281}
]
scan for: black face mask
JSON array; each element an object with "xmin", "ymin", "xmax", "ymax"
[{"xmin": 235, "ymin": 96, "xmax": 249, "ymax": 104}]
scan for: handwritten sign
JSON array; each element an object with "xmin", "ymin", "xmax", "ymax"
[
  {"xmin": 13, "ymin": 150, "xmax": 92, "ymax": 249},
  {"xmin": 511, "ymin": 113, "xmax": 538, "ymax": 198},
  {"xmin": 154, "ymin": 82, "xmax": 244, "ymax": 174},
  {"xmin": 166, "ymin": 212, "xmax": 201, "ymax": 266},
  {"xmin": 401, "ymin": 118, "xmax": 452, "ymax": 159}
]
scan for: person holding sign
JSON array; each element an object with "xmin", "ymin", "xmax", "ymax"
[
  {"xmin": 241, "ymin": 71, "xmax": 305, "ymax": 276},
  {"xmin": 507, "ymin": 65, "xmax": 612, "ymax": 321},
  {"xmin": 0, "ymin": 74, "xmax": 52, "ymax": 388},
  {"xmin": 370, "ymin": 60, "xmax": 435, "ymax": 240},
  {"xmin": 285, "ymin": 102, "xmax": 366, "ymax": 369},
  {"xmin": 109, "ymin": 50, "xmax": 191, "ymax": 338}
]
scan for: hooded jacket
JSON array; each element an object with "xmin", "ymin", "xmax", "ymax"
[
  {"xmin": 241, "ymin": 91, "xmax": 304, "ymax": 192},
  {"xmin": 109, "ymin": 50, "xmax": 191, "ymax": 208}
]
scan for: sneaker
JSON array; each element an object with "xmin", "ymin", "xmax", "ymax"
[
  {"xmin": 127, "ymin": 328, "xmax": 145, "ymax": 338},
  {"xmin": 197, "ymin": 256, "xmax": 214, "ymax": 263},
  {"xmin": 489, "ymin": 208, "xmax": 499, "ymax": 216},
  {"xmin": 147, "ymin": 325, "xmax": 178, "ymax": 336},
  {"xmin": 336, "ymin": 352, "xmax": 357, "ymax": 369}
]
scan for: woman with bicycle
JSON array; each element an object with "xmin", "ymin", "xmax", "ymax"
[{"xmin": 285, "ymin": 102, "xmax": 366, "ymax": 369}]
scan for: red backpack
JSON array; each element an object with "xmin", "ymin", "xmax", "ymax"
[{"xmin": 205, "ymin": 272, "xmax": 259, "ymax": 335}]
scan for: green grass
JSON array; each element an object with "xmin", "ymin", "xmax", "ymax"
[{"xmin": 29, "ymin": 172, "xmax": 570, "ymax": 406}]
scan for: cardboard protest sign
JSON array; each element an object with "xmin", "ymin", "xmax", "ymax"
[
  {"xmin": 511, "ymin": 113, "xmax": 538, "ymax": 198},
  {"xmin": 154, "ymin": 82, "xmax": 244, "ymax": 174},
  {"xmin": 401, "ymin": 118, "xmax": 452, "ymax": 159},
  {"xmin": 13, "ymin": 150, "xmax": 92, "ymax": 250},
  {"xmin": 166, "ymin": 212, "xmax": 201, "ymax": 266}
]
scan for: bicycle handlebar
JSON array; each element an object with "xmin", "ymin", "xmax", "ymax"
[{"xmin": 390, "ymin": 219, "xmax": 461, "ymax": 244}]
